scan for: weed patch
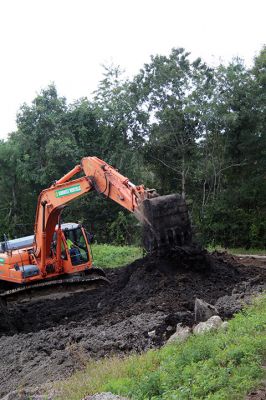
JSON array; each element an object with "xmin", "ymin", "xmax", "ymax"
[
  {"xmin": 207, "ymin": 246, "xmax": 266, "ymax": 256},
  {"xmin": 91, "ymin": 244, "xmax": 143, "ymax": 268}
]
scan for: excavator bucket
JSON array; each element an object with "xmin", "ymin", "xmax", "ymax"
[{"xmin": 140, "ymin": 194, "xmax": 192, "ymax": 255}]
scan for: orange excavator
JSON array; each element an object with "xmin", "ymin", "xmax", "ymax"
[{"xmin": 0, "ymin": 156, "xmax": 191, "ymax": 303}]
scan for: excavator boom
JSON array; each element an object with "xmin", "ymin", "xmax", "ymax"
[{"xmin": 0, "ymin": 156, "xmax": 192, "ymax": 303}]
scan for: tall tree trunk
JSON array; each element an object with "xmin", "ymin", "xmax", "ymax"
[{"xmin": 181, "ymin": 154, "xmax": 186, "ymax": 199}]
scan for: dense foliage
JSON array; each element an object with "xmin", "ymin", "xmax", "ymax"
[{"xmin": 0, "ymin": 47, "xmax": 265, "ymax": 248}]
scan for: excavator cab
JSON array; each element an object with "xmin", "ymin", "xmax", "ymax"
[
  {"xmin": 61, "ymin": 224, "xmax": 90, "ymax": 266},
  {"xmin": 53, "ymin": 223, "xmax": 92, "ymax": 266}
]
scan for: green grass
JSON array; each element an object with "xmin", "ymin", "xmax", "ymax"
[
  {"xmin": 91, "ymin": 244, "xmax": 265, "ymax": 270},
  {"xmin": 90, "ymin": 243, "xmax": 265, "ymax": 270},
  {"xmin": 91, "ymin": 244, "xmax": 143, "ymax": 268},
  {"xmin": 207, "ymin": 245, "xmax": 266, "ymax": 256},
  {"xmin": 54, "ymin": 296, "xmax": 266, "ymax": 400}
]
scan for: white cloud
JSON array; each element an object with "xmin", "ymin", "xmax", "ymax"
[{"xmin": 0, "ymin": 0, "xmax": 265, "ymax": 138}]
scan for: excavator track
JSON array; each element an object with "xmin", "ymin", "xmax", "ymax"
[{"xmin": 0, "ymin": 269, "xmax": 110, "ymax": 305}]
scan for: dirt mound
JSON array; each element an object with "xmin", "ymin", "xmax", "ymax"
[
  {"xmin": 246, "ymin": 387, "xmax": 266, "ymax": 400},
  {"xmin": 0, "ymin": 249, "xmax": 265, "ymax": 397}
]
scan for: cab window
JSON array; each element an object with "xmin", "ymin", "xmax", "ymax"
[{"xmin": 64, "ymin": 228, "xmax": 89, "ymax": 265}]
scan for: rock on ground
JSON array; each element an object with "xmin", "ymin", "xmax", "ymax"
[
  {"xmin": 167, "ymin": 323, "xmax": 191, "ymax": 343},
  {"xmin": 194, "ymin": 298, "xmax": 219, "ymax": 322},
  {"xmin": 193, "ymin": 315, "xmax": 223, "ymax": 334},
  {"xmin": 83, "ymin": 393, "xmax": 129, "ymax": 400},
  {"xmin": 220, "ymin": 321, "xmax": 229, "ymax": 330}
]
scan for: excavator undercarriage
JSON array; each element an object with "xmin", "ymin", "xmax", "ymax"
[{"xmin": 0, "ymin": 268, "xmax": 109, "ymax": 305}]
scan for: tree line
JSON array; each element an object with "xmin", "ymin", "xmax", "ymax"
[{"xmin": 0, "ymin": 47, "xmax": 265, "ymax": 248}]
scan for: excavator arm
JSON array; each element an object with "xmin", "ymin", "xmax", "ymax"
[
  {"xmin": 34, "ymin": 157, "xmax": 156, "ymax": 274},
  {"xmin": 0, "ymin": 155, "xmax": 192, "ymax": 304}
]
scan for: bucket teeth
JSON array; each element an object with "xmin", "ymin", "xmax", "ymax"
[{"xmin": 141, "ymin": 194, "xmax": 192, "ymax": 255}]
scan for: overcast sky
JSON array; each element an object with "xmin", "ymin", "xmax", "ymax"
[{"xmin": 0, "ymin": 0, "xmax": 265, "ymax": 139}]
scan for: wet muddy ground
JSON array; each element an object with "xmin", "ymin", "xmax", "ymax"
[{"xmin": 0, "ymin": 249, "xmax": 265, "ymax": 397}]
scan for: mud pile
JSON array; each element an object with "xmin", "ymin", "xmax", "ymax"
[{"xmin": 0, "ymin": 249, "xmax": 265, "ymax": 397}]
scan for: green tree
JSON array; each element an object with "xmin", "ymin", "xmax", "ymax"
[
  {"xmin": 131, "ymin": 48, "xmax": 214, "ymax": 198},
  {"xmin": 199, "ymin": 53, "xmax": 266, "ymax": 247},
  {"xmin": 16, "ymin": 84, "xmax": 78, "ymax": 188}
]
